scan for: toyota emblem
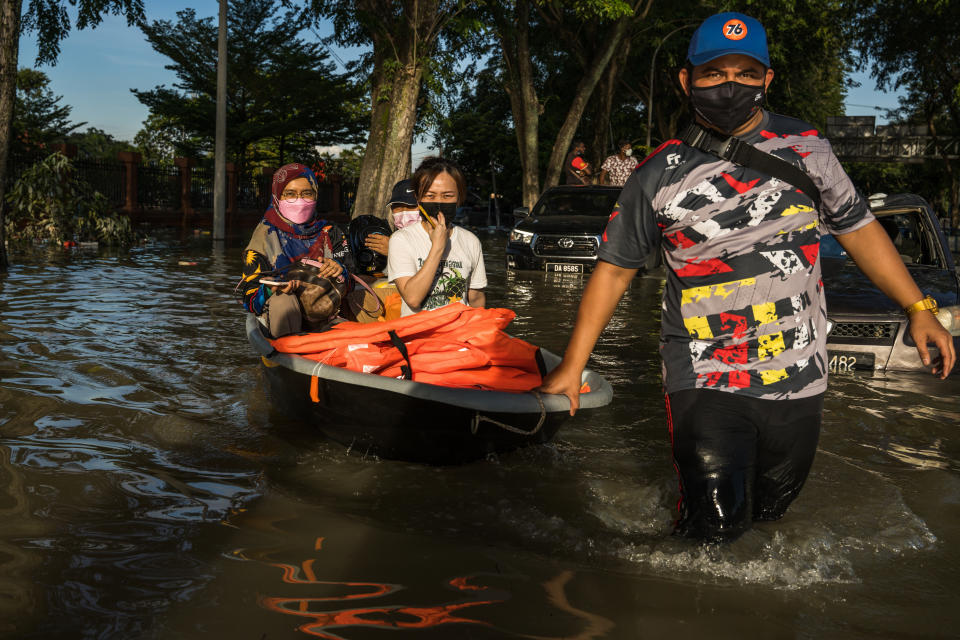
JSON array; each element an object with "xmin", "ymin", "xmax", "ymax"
[{"xmin": 558, "ymin": 237, "xmax": 575, "ymax": 249}]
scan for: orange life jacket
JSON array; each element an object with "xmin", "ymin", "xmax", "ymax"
[{"xmin": 271, "ymin": 305, "xmax": 543, "ymax": 392}]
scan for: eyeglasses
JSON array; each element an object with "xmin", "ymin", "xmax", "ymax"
[{"xmin": 280, "ymin": 189, "xmax": 317, "ymax": 202}]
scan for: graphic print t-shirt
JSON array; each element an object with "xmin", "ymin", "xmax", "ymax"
[
  {"xmin": 598, "ymin": 111, "xmax": 874, "ymax": 399},
  {"xmin": 601, "ymin": 154, "xmax": 639, "ymax": 186},
  {"xmin": 386, "ymin": 224, "xmax": 487, "ymax": 317}
]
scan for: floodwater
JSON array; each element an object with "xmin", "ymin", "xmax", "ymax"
[{"xmin": 0, "ymin": 231, "xmax": 958, "ymax": 639}]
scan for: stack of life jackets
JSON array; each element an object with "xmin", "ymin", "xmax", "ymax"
[{"xmin": 270, "ymin": 305, "xmax": 544, "ymax": 392}]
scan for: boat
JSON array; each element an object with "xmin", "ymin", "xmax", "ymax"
[{"xmin": 245, "ymin": 313, "xmax": 614, "ymax": 464}]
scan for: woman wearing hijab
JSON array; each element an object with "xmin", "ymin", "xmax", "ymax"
[{"xmin": 239, "ymin": 163, "xmax": 354, "ymax": 337}]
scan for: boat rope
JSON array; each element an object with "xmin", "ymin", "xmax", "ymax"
[{"xmin": 470, "ymin": 390, "xmax": 546, "ymax": 436}]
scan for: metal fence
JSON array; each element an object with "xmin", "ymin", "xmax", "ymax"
[
  {"xmin": 6, "ymin": 152, "xmax": 47, "ymax": 188},
  {"xmin": 6, "ymin": 151, "xmax": 354, "ymax": 216},
  {"xmin": 191, "ymin": 166, "xmax": 214, "ymax": 210},
  {"xmin": 75, "ymin": 157, "xmax": 125, "ymax": 208},
  {"xmin": 238, "ymin": 172, "xmax": 272, "ymax": 212},
  {"xmin": 138, "ymin": 163, "xmax": 179, "ymax": 210}
]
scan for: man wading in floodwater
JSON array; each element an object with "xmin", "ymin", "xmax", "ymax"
[{"xmin": 541, "ymin": 12, "xmax": 955, "ymax": 542}]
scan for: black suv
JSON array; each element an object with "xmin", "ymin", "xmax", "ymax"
[{"xmin": 505, "ymin": 186, "xmax": 621, "ymax": 274}]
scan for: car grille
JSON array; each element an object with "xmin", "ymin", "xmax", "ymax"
[
  {"xmin": 533, "ymin": 234, "xmax": 598, "ymax": 258},
  {"xmin": 827, "ymin": 321, "xmax": 898, "ymax": 345}
]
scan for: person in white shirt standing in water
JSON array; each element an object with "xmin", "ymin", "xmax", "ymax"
[{"xmin": 386, "ymin": 157, "xmax": 487, "ymax": 317}]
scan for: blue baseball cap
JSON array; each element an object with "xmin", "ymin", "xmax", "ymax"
[{"xmin": 687, "ymin": 12, "xmax": 770, "ymax": 68}]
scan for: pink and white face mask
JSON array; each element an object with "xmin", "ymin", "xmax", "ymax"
[
  {"xmin": 392, "ymin": 209, "xmax": 421, "ymax": 229},
  {"xmin": 278, "ymin": 198, "xmax": 316, "ymax": 224}
]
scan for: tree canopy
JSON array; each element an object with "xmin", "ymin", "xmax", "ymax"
[
  {"xmin": 846, "ymin": 0, "xmax": 960, "ymax": 219},
  {"xmin": 12, "ymin": 67, "xmax": 82, "ymax": 153},
  {"xmin": 306, "ymin": 0, "xmax": 469, "ymax": 217},
  {"xmin": 1, "ymin": 0, "xmax": 146, "ymax": 270},
  {"xmin": 5, "ymin": 0, "xmax": 959, "ymax": 229},
  {"xmin": 133, "ymin": 0, "xmax": 366, "ymax": 170}
]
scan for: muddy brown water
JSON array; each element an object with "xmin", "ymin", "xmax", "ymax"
[{"xmin": 0, "ymin": 231, "xmax": 958, "ymax": 639}]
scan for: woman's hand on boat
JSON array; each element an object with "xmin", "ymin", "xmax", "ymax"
[{"xmin": 538, "ymin": 364, "xmax": 583, "ymax": 416}]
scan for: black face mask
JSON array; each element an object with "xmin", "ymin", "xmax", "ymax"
[
  {"xmin": 419, "ymin": 201, "xmax": 458, "ymax": 222},
  {"xmin": 689, "ymin": 81, "xmax": 765, "ymax": 134}
]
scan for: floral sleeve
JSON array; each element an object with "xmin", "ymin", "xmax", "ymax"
[{"xmin": 239, "ymin": 247, "xmax": 274, "ymax": 314}]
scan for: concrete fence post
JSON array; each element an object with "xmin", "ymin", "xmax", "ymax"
[
  {"xmin": 226, "ymin": 162, "xmax": 238, "ymax": 232},
  {"xmin": 117, "ymin": 151, "xmax": 142, "ymax": 216},
  {"xmin": 226, "ymin": 162, "xmax": 238, "ymax": 216},
  {"xmin": 262, "ymin": 167, "xmax": 275, "ymax": 212},
  {"xmin": 174, "ymin": 157, "xmax": 195, "ymax": 216},
  {"xmin": 329, "ymin": 174, "xmax": 343, "ymax": 217},
  {"xmin": 50, "ymin": 143, "xmax": 77, "ymax": 159}
]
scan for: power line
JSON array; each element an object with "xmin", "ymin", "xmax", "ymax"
[{"xmin": 309, "ymin": 27, "xmax": 348, "ymax": 70}]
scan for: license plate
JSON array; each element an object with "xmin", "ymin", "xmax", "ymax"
[
  {"xmin": 827, "ymin": 351, "xmax": 875, "ymax": 374},
  {"xmin": 545, "ymin": 262, "xmax": 584, "ymax": 274}
]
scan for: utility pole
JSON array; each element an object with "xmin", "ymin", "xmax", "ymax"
[
  {"xmin": 212, "ymin": 0, "xmax": 227, "ymax": 241},
  {"xmin": 490, "ymin": 159, "xmax": 501, "ymax": 229}
]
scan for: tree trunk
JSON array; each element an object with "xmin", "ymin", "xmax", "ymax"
[
  {"xmin": 351, "ymin": 0, "xmax": 440, "ymax": 220},
  {"xmin": 491, "ymin": 0, "xmax": 540, "ymax": 208},
  {"xmin": 352, "ymin": 54, "xmax": 423, "ymax": 219},
  {"xmin": 0, "ymin": 0, "xmax": 22, "ymax": 272},
  {"xmin": 590, "ymin": 40, "xmax": 631, "ymax": 171},
  {"xmin": 543, "ymin": 17, "xmax": 634, "ymax": 189}
]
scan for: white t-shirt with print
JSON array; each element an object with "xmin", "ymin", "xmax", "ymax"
[{"xmin": 386, "ymin": 223, "xmax": 487, "ymax": 317}]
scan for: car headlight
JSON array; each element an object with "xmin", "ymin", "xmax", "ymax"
[
  {"xmin": 509, "ymin": 229, "xmax": 533, "ymax": 245},
  {"xmin": 936, "ymin": 305, "xmax": 960, "ymax": 336}
]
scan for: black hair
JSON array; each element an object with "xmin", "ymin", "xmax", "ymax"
[{"xmin": 411, "ymin": 156, "xmax": 467, "ymax": 205}]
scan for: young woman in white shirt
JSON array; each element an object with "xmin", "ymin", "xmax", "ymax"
[{"xmin": 386, "ymin": 157, "xmax": 487, "ymax": 316}]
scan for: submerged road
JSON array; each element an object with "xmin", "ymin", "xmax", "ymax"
[{"xmin": 0, "ymin": 231, "xmax": 958, "ymax": 639}]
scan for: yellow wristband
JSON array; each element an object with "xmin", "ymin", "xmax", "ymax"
[{"xmin": 904, "ymin": 295, "xmax": 938, "ymax": 316}]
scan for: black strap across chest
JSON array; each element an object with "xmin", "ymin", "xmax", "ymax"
[{"xmin": 679, "ymin": 123, "xmax": 822, "ymax": 212}]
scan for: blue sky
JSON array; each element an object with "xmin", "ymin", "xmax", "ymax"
[{"xmin": 17, "ymin": 3, "xmax": 902, "ymax": 148}]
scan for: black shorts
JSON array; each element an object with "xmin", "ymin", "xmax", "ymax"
[{"xmin": 665, "ymin": 388, "xmax": 824, "ymax": 542}]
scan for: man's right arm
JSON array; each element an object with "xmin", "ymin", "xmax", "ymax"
[{"xmin": 539, "ymin": 260, "xmax": 637, "ymax": 414}]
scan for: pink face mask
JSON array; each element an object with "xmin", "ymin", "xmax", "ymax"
[
  {"xmin": 393, "ymin": 210, "xmax": 421, "ymax": 229},
  {"xmin": 278, "ymin": 198, "xmax": 316, "ymax": 224}
]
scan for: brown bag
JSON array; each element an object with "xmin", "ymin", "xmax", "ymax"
[
  {"xmin": 285, "ymin": 263, "xmax": 346, "ymax": 329},
  {"xmin": 344, "ymin": 274, "xmax": 386, "ymax": 324}
]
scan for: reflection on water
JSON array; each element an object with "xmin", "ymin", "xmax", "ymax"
[
  {"xmin": 0, "ymin": 446, "xmax": 43, "ymax": 637},
  {"xmin": 0, "ymin": 234, "xmax": 959, "ymax": 638},
  {"xmin": 259, "ymin": 546, "xmax": 501, "ymax": 640},
  {"xmin": 246, "ymin": 531, "xmax": 615, "ymax": 640}
]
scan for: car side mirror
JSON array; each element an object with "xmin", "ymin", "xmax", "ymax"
[{"xmin": 512, "ymin": 206, "xmax": 530, "ymax": 218}]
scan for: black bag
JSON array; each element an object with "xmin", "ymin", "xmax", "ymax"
[
  {"xmin": 679, "ymin": 123, "xmax": 822, "ymax": 211},
  {"xmin": 347, "ymin": 215, "xmax": 391, "ymax": 275}
]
